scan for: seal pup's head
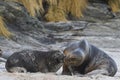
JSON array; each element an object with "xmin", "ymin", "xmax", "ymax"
[{"xmin": 47, "ymin": 50, "xmax": 65, "ymax": 72}]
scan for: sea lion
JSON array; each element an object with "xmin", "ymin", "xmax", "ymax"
[
  {"xmin": 5, "ymin": 50, "xmax": 65, "ymax": 73},
  {"xmin": 62, "ymin": 39, "xmax": 117, "ymax": 76}
]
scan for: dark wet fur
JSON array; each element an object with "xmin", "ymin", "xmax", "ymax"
[{"xmin": 6, "ymin": 50, "xmax": 65, "ymax": 73}]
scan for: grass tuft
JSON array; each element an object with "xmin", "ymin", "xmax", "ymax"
[
  {"xmin": 108, "ymin": 0, "xmax": 120, "ymax": 12},
  {"xmin": 4, "ymin": 0, "xmax": 120, "ymax": 21},
  {"xmin": 0, "ymin": 16, "xmax": 12, "ymax": 38}
]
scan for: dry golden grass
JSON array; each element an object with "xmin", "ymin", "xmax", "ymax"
[
  {"xmin": 0, "ymin": 16, "xmax": 12, "ymax": 38},
  {"xmin": 7, "ymin": 0, "xmax": 88, "ymax": 22},
  {"xmin": 6, "ymin": 0, "xmax": 44, "ymax": 17},
  {"xmin": 16, "ymin": 0, "xmax": 44, "ymax": 17},
  {"xmin": 46, "ymin": 0, "xmax": 57, "ymax": 6},
  {"xmin": 44, "ymin": 0, "xmax": 67, "ymax": 21},
  {"xmin": 45, "ymin": 0, "xmax": 88, "ymax": 21},
  {"xmin": 4, "ymin": 0, "xmax": 120, "ymax": 21},
  {"xmin": 59, "ymin": 0, "xmax": 87, "ymax": 17},
  {"xmin": 108, "ymin": 0, "xmax": 120, "ymax": 12},
  {"xmin": 1, "ymin": 0, "xmax": 120, "ymax": 38},
  {"xmin": 45, "ymin": 6, "xmax": 67, "ymax": 22}
]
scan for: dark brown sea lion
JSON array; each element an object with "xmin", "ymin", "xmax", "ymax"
[
  {"xmin": 5, "ymin": 50, "xmax": 65, "ymax": 73},
  {"xmin": 62, "ymin": 39, "xmax": 117, "ymax": 76}
]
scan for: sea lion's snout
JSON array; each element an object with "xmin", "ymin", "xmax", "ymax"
[{"xmin": 63, "ymin": 51, "xmax": 84, "ymax": 66}]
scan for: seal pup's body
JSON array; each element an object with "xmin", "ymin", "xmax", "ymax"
[{"xmin": 6, "ymin": 50, "xmax": 65, "ymax": 73}]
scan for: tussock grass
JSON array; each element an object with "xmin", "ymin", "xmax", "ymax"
[
  {"xmin": 45, "ymin": 6, "xmax": 67, "ymax": 22},
  {"xmin": 4, "ymin": 0, "xmax": 120, "ymax": 21},
  {"xmin": 108, "ymin": 0, "xmax": 120, "ymax": 12},
  {"xmin": 16, "ymin": 0, "xmax": 44, "ymax": 17},
  {"xmin": 59, "ymin": 0, "xmax": 87, "ymax": 17},
  {"xmin": 1, "ymin": 0, "xmax": 120, "ymax": 38},
  {"xmin": 45, "ymin": 0, "xmax": 88, "ymax": 21},
  {"xmin": 0, "ymin": 16, "xmax": 12, "ymax": 38},
  {"xmin": 7, "ymin": 0, "xmax": 88, "ymax": 21}
]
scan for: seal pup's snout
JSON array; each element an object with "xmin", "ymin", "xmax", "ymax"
[
  {"xmin": 57, "ymin": 54, "xmax": 66, "ymax": 63},
  {"xmin": 53, "ymin": 51, "xmax": 66, "ymax": 63}
]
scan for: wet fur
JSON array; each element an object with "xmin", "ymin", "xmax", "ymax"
[
  {"xmin": 6, "ymin": 50, "xmax": 65, "ymax": 73},
  {"xmin": 63, "ymin": 40, "xmax": 118, "ymax": 76}
]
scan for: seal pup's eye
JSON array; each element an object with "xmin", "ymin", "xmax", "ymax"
[
  {"xmin": 49, "ymin": 62, "xmax": 51, "ymax": 65},
  {"xmin": 55, "ymin": 57, "xmax": 64, "ymax": 63}
]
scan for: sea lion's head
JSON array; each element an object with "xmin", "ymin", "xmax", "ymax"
[
  {"xmin": 63, "ymin": 39, "xmax": 90, "ymax": 67},
  {"xmin": 64, "ymin": 48, "xmax": 85, "ymax": 66}
]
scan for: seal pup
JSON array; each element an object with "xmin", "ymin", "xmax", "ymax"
[
  {"xmin": 5, "ymin": 50, "xmax": 65, "ymax": 73},
  {"xmin": 63, "ymin": 39, "xmax": 117, "ymax": 76}
]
